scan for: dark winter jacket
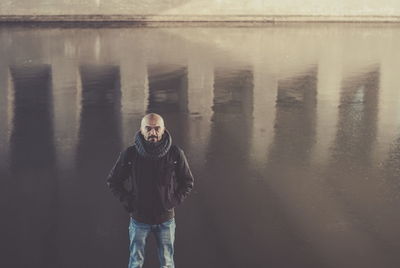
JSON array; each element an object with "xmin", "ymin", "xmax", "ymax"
[{"xmin": 106, "ymin": 137, "xmax": 194, "ymax": 224}]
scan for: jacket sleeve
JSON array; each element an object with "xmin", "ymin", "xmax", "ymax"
[
  {"xmin": 174, "ymin": 148, "xmax": 194, "ymax": 205},
  {"xmin": 106, "ymin": 150, "xmax": 131, "ymax": 204}
]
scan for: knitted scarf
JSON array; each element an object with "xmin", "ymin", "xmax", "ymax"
[{"xmin": 134, "ymin": 130, "xmax": 172, "ymax": 159}]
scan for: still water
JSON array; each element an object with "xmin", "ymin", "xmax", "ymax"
[{"xmin": 1, "ymin": 23, "xmax": 400, "ymax": 268}]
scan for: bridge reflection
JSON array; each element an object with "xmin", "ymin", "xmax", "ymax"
[{"xmin": 1, "ymin": 25, "xmax": 400, "ymax": 268}]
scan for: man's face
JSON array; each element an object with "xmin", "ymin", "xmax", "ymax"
[{"xmin": 140, "ymin": 116, "xmax": 165, "ymax": 143}]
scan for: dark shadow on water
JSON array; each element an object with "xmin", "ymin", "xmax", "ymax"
[
  {"xmin": 64, "ymin": 64, "xmax": 125, "ymax": 268},
  {"xmin": 3, "ymin": 64, "xmax": 58, "ymax": 268}
]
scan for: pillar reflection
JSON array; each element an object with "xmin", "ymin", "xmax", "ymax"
[
  {"xmin": 268, "ymin": 67, "xmax": 318, "ymax": 167},
  {"xmin": 147, "ymin": 64, "xmax": 188, "ymax": 145},
  {"xmin": 200, "ymin": 66, "xmax": 254, "ymax": 267},
  {"xmin": 69, "ymin": 64, "xmax": 122, "ymax": 268},
  {"xmin": 147, "ymin": 64, "xmax": 188, "ymax": 113},
  {"xmin": 321, "ymin": 66, "xmax": 391, "ymax": 267},
  {"xmin": 7, "ymin": 64, "xmax": 58, "ymax": 268},
  {"xmin": 331, "ymin": 66, "xmax": 380, "ymax": 166}
]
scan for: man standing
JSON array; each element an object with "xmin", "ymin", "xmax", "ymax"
[{"xmin": 107, "ymin": 113, "xmax": 194, "ymax": 268}]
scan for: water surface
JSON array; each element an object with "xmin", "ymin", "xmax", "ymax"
[{"xmin": 1, "ymin": 23, "xmax": 400, "ymax": 268}]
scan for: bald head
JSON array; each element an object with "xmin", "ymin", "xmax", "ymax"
[{"xmin": 140, "ymin": 113, "xmax": 166, "ymax": 143}]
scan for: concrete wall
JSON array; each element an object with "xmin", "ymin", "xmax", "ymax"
[{"xmin": 1, "ymin": 0, "xmax": 400, "ymax": 21}]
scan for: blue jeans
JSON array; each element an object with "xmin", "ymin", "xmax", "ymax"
[{"xmin": 128, "ymin": 217, "xmax": 176, "ymax": 268}]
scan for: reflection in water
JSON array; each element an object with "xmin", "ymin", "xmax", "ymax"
[
  {"xmin": 332, "ymin": 67, "xmax": 380, "ymax": 166},
  {"xmin": 256, "ymin": 67, "xmax": 325, "ymax": 267},
  {"xmin": 270, "ymin": 67, "xmax": 318, "ymax": 167},
  {"xmin": 185, "ymin": 57, "xmax": 214, "ymax": 163},
  {"xmin": 199, "ymin": 67, "xmax": 257, "ymax": 267},
  {"xmin": 120, "ymin": 56, "xmax": 147, "ymax": 146},
  {"xmin": 64, "ymin": 64, "xmax": 124, "ymax": 268},
  {"xmin": 52, "ymin": 59, "xmax": 80, "ymax": 171},
  {"xmin": 382, "ymin": 136, "xmax": 400, "ymax": 205},
  {"xmin": 210, "ymin": 67, "xmax": 253, "ymax": 166},
  {"xmin": 250, "ymin": 69, "xmax": 276, "ymax": 169},
  {"xmin": 213, "ymin": 68, "xmax": 253, "ymax": 115},
  {"xmin": 375, "ymin": 50, "xmax": 400, "ymax": 162},
  {"xmin": 147, "ymin": 64, "xmax": 189, "ymax": 147},
  {"xmin": 1, "ymin": 25, "xmax": 400, "ymax": 268},
  {"xmin": 321, "ymin": 67, "xmax": 395, "ymax": 268},
  {"xmin": 312, "ymin": 52, "xmax": 342, "ymax": 165},
  {"xmin": 147, "ymin": 64, "xmax": 188, "ymax": 113},
  {"xmin": 0, "ymin": 63, "xmax": 10, "ymax": 174},
  {"xmin": 6, "ymin": 64, "xmax": 58, "ymax": 268}
]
